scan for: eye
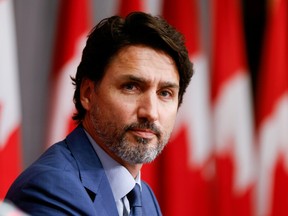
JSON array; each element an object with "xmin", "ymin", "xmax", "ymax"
[
  {"xmin": 121, "ymin": 82, "xmax": 139, "ymax": 92},
  {"xmin": 158, "ymin": 89, "xmax": 173, "ymax": 99},
  {"xmin": 124, "ymin": 83, "xmax": 135, "ymax": 90}
]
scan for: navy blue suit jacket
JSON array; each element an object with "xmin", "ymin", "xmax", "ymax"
[{"xmin": 5, "ymin": 126, "xmax": 162, "ymax": 216}]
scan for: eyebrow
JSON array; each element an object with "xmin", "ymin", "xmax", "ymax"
[{"xmin": 121, "ymin": 74, "xmax": 179, "ymax": 89}]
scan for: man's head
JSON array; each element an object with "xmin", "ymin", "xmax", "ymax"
[
  {"xmin": 72, "ymin": 12, "xmax": 193, "ymax": 122},
  {"xmin": 72, "ymin": 12, "xmax": 193, "ymax": 165}
]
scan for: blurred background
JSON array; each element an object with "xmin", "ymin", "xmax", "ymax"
[{"xmin": 1, "ymin": 0, "xmax": 287, "ymax": 215}]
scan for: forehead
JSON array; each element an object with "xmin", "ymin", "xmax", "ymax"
[{"xmin": 104, "ymin": 45, "xmax": 179, "ymax": 83}]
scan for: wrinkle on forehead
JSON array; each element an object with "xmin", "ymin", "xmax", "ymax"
[{"xmin": 116, "ymin": 45, "xmax": 176, "ymax": 68}]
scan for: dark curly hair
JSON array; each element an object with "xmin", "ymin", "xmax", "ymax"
[{"xmin": 71, "ymin": 11, "xmax": 194, "ymax": 123}]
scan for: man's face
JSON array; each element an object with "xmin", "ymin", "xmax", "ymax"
[{"xmin": 82, "ymin": 45, "xmax": 179, "ymax": 165}]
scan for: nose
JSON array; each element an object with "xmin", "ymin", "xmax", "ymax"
[{"xmin": 137, "ymin": 92, "xmax": 159, "ymax": 122}]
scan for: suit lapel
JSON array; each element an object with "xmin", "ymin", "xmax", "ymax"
[{"xmin": 65, "ymin": 126, "xmax": 119, "ymax": 216}]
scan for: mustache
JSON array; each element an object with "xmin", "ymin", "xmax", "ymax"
[{"xmin": 124, "ymin": 121, "xmax": 161, "ymax": 138}]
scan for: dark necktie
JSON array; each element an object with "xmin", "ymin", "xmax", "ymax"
[{"xmin": 127, "ymin": 184, "xmax": 142, "ymax": 216}]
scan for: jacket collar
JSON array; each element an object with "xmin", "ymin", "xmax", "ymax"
[{"xmin": 65, "ymin": 125, "xmax": 119, "ymax": 216}]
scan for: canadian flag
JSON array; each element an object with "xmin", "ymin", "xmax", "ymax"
[
  {"xmin": 256, "ymin": 0, "xmax": 288, "ymax": 215},
  {"xmin": 160, "ymin": 0, "xmax": 213, "ymax": 215},
  {"xmin": 0, "ymin": 0, "xmax": 22, "ymax": 198},
  {"xmin": 211, "ymin": 0, "xmax": 255, "ymax": 215},
  {"xmin": 46, "ymin": 0, "xmax": 91, "ymax": 146}
]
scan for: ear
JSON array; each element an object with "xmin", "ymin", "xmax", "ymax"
[{"xmin": 80, "ymin": 79, "xmax": 94, "ymax": 111}]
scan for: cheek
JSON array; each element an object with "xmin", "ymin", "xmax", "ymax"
[
  {"xmin": 93, "ymin": 87, "xmax": 137, "ymax": 126},
  {"xmin": 106, "ymin": 100, "xmax": 135, "ymax": 123},
  {"xmin": 160, "ymin": 108, "xmax": 178, "ymax": 130}
]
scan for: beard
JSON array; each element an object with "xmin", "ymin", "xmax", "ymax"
[{"xmin": 89, "ymin": 105, "xmax": 171, "ymax": 164}]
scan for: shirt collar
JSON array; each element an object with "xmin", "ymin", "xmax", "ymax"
[{"xmin": 84, "ymin": 130, "xmax": 141, "ymax": 201}]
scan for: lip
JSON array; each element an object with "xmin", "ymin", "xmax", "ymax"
[{"xmin": 130, "ymin": 129, "xmax": 156, "ymax": 139}]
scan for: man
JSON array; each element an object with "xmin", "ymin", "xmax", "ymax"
[{"xmin": 5, "ymin": 12, "xmax": 193, "ymax": 215}]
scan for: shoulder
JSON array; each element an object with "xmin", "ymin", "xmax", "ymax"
[
  {"xmin": 35, "ymin": 140, "xmax": 77, "ymax": 170},
  {"xmin": 5, "ymin": 126, "xmax": 108, "ymax": 215},
  {"xmin": 6, "ymin": 140, "xmax": 80, "ymax": 197},
  {"xmin": 19, "ymin": 140, "xmax": 78, "ymax": 178},
  {"xmin": 5, "ymin": 141, "xmax": 97, "ymax": 215}
]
